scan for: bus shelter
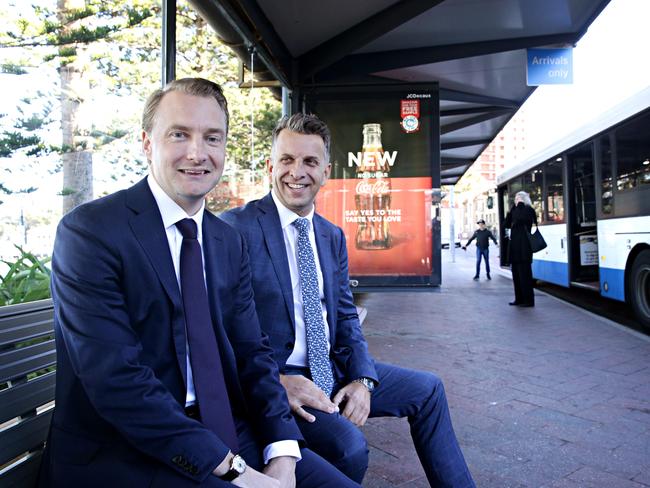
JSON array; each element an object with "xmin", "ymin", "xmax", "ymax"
[{"xmin": 173, "ymin": 0, "xmax": 610, "ymax": 288}]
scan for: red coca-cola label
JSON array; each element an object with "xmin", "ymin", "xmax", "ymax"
[{"xmin": 356, "ymin": 179, "xmax": 390, "ymax": 195}]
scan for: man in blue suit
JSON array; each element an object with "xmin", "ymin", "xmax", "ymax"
[
  {"xmin": 221, "ymin": 114, "xmax": 475, "ymax": 487},
  {"xmin": 40, "ymin": 79, "xmax": 360, "ymax": 487}
]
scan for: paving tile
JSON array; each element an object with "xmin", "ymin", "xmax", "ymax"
[
  {"xmin": 567, "ymin": 466, "xmax": 646, "ymax": 487},
  {"xmin": 632, "ymin": 469, "xmax": 650, "ymax": 486},
  {"xmin": 364, "ymin": 445, "xmax": 425, "ymax": 485},
  {"xmin": 539, "ymin": 478, "xmax": 590, "ymax": 488}
]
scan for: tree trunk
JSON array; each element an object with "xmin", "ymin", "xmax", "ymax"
[{"xmin": 58, "ymin": 0, "xmax": 93, "ymax": 215}]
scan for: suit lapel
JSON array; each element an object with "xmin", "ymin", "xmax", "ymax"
[
  {"xmin": 313, "ymin": 215, "xmax": 336, "ymax": 336},
  {"xmin": 258, "ymin": 195, "xmax": 296, "ymax": 328},
  {"xmin": 126, "ymin": 179, "xmax": 187, "ymax": 383}
]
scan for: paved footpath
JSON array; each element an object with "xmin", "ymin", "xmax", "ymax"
[{"xmin": 359, "ymin": 248, "xmax": 650, "ymax": 487}]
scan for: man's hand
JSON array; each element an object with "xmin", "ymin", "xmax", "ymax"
[
  {"xmin": 332, "ymin": 382, "xmax": 371, "ymax": 427},
  {"xmin": 263, "ymin": 456, "xmax": 297, "ymax": 488},
  {"xmin": 232, "ymin": 467, "xmax": 281, "ymax": 488},
  {"xmin": 213, "ymin": 454, "xmax": 280, "ymax": 488},
  {"xmin": 280, "ymin": 374, "xmax": 338, "ymax": 422}
]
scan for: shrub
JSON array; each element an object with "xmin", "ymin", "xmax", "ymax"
[{"xmin": 0, "ymin": 246, "xmax": 51, "ymax": 305}]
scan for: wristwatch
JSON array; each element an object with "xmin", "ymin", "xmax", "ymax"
[
  {"xmin": 219, "ymin": 454, "xmax": 247, "ymax": 481},
  {"xmin": 353, "ymin": 377, "xmax": 376, "ymax": 393}
]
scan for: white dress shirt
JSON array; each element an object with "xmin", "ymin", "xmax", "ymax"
[
  {"xmin": 271, "ymin": 190, "xmax": 331, "ymax": 367},
  {"xmin": 147, "ymin": 176, "xmax": 299, "ymax": 463}
]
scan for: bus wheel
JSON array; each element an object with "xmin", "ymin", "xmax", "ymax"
[{"xmin": 629, "ymin": 250, "xmax": 650, "ymax": 330}]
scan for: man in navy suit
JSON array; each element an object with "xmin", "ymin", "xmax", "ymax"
[
  {"xmin": 40, "ymin": 79, "xmax": 360, "ymax": 487},
  {"xmin": 221, "ymin": 113, "xmax": 475, "ymax": 487}
]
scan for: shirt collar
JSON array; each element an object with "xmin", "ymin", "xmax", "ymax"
[
  {"xmin": 271, "ymin": 189, "xmax": 315, "ymax": 231},
  {"xmin": 147, "ymin": 175, "xmax": 204, "ymax": 233}
]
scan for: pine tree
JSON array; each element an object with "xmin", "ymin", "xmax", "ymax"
[{"xmin": 1, "ymin": 0, "xmax": 281, "ymax": 216}]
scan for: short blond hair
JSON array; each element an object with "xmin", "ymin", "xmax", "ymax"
[{"xmin": 142, "ymin": 78, "xmax": 229, "ymax": 134}]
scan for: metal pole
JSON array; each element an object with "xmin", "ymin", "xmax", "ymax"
[
  {"xmin": 450, "ymin": 186, "xmax": 456, "ymax": 263},
  {"xmin": 162, "ymin": 0, "xmax": 176, "ymax": 86},
  {"xmin": 281, "ymin": 87, "xmax": 290, "ymax": 116},
  {"xmin": 249, "ymin": 46, "xmax": 255, "ymax": 171}
]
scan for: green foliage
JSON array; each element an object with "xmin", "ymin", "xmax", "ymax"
[
  {"xmin": 1, "ymin": 63, "xmax": 27, "ymax": 74},
  {"xmin": 0, "ymin": 131, "xmax": 41, "ymax": 157},
  {"xmin": 0, "ymin": 246, "xmax": 52, "ymax": 306}
]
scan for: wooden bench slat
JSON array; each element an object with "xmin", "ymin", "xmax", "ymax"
[
  {"xmin": 0, "ymin": 299, "xmax": 53, "ymax": 316},
  {"xmin": 0, "ymin": 301, "xmax": 55, "ymax": 486},
  {"xmin": 0, "ymin": 372, "xmax": 55, "ymax": 424},
  {"xmin": 0, "ymin": 321, "xmax": 55, "ymax": 349},
  {"xmin": 0, "ymin": 409, "xmax": 52, "ymax": 467},
  {"xmin": 0, "ymin": 340, "xmax": 56, "ymax": 383},
  {"xmin": 0, "ymin": 299, "xmax": 53, "ymax": 319},
  {"xmin": 0, "ymin": 451, "xmax": 42, "ymax": 488},
  {"xmin": 0, "ymin": 310, "xmax": 54, "ymax": 330}
]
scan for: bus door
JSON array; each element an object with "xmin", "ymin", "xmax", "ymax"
[
  {"xmin": 566, "ymin": 142, "xmax": 599, "ymax": 290},
  {"xmin": 498, "ymin": 186, "xmax": 510, "ymax": 266}
]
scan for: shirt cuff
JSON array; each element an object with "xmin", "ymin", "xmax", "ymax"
[{"xmin": 263, "ymin": 440, "xmax": 302, "ymax": 464}]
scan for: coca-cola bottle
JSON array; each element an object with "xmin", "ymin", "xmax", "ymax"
[{"xmin": 354, "ymin": 123, "xmax": 392, "ymax": 250}]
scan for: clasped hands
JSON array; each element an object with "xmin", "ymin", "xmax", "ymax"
[{"xmin": 279, "ymin": 374, "xmax": 371, "ymax": 427}]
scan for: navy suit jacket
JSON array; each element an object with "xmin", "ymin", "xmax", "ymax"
[
  {"xmin": 221, "ymin": 193, "xmax": 377, "ymax": 387},
  {"xmin": 41, "ymin": 180, "xmax": 302, "ymax": 487}
]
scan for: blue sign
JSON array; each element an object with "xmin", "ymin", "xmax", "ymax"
[{"xmin": 526, "ymin": 48, "xmax": 573, "ymax": 86}]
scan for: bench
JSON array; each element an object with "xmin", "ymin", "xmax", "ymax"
[{"xmin": 0, "ymin": 299, "xmax": 55, "ymax": 488}]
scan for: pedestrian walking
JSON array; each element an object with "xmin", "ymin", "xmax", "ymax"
[
  {"xmin": 504, "ymin": 191, "xmax": 537, "ymax": 307},
  {"xmin": 463, "ymin": 219, "xmax": 498, "ymax": 280}
]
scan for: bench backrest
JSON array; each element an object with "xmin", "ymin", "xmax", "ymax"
[{"xmin": 0, "ymin": 299, "xmax": 55, "ymax": 488}]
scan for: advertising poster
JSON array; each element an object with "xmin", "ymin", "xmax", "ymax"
[{"xmin": 308, "ymin": 86, "xmax": 440, "ymax": 287}]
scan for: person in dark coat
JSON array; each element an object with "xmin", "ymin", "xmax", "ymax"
[
  {"xmin": 462, "ymin": 219, "xmax": 498, "ymax": 280},
  {"xmin": 504, "ymin": 191, "xmax": 537, "ymax": 307}
]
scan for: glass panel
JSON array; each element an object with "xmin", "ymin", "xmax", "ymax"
[
  {"xmin": 598, "ymin": 134, "xmax": 614, "ymax": 215},
  {"xmin": 175, "ymin": 1, "xmax": 280, "ymax": 213},
  {"xmin": 522, "ymin": 170, "xmax": 543, "ymax": 223},
  {"xmin": 569, "ymin": 142, "xmax": 596, "ymax": 227},
  {"xmin": 0, "ymin": 2, "xmax": 163, "ymax": 305},
  {"xmin": 507, "ymin": 177, "xmax": 523, "ymax": 210},
  {"xmin": 545, "ymin": 158, "xmax": 564, "ymax": 222},
  {"xmin": 615, "ymin": 111, "xmax": 650, "ymax": 191}
]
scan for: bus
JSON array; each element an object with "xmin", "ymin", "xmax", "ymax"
[{"xmin": 497, "ymin": 87, "xmax": 650, "ymax": 329}]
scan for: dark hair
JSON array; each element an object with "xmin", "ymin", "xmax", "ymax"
[
  {"xmin": 142, "ymin": 78, "xmax": 229, "ymax": 133},
  {"xmin": 272, "ymin": 113, "xmax": 331, "ymax": 158}
]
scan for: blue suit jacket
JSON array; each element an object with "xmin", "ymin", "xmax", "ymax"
[
  {"xmin": 221, "ymin": 193, "xmax": 377, "ymax": 386},
  {"xmin": 41, "ymin": 180, "xmax": 301, "ymax": 487}
]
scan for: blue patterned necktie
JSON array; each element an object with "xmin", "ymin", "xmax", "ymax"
[
  {"xmin": 175, "ymin": 218, "xmax": 239, "ymax": 450},
  {"xmin": 292, "ymin": 217, "xmax": 335, "ymax": 397}
]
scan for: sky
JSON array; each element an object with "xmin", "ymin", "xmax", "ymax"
[{"xmin": 517, "ymin": 0, "xmax": 650, "ymax": 160}]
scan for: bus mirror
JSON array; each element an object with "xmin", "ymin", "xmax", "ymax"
[{"xmin": 487, "ymin": 196, "xmax": 494, "ymax": 209}]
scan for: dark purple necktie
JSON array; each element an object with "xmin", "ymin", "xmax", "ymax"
[{"xmin": 175, "ymin": 218, "xmax": 238, "ymax": 451}]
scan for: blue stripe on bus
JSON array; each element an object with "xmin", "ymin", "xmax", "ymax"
[
  {"xmin": 599, "ymin": 267, "xmax": 626, "ymax": 302},
  {"xmin": 532, "ymin": 259, "xmax": 570, "ymax": 287}
]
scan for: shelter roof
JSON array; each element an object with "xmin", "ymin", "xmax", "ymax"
[{"xmin": 190, "ymin": 0, "xmax": 610, "ymax": 184}]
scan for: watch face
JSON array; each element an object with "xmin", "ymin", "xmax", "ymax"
[{"xmin": 232, "ymin": 455, "xmax": 246, "ymax": 474}]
